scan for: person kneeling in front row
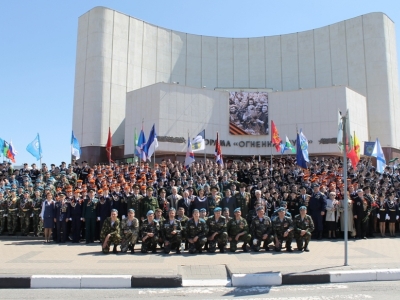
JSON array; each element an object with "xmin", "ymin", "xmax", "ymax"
[
  {"xmin": 100, "ymin": 209, "xmax": 121, "ymax": 254},
  {"xmin": 294, "ymin": 206, "xmax": 314, "ymax": 252}
]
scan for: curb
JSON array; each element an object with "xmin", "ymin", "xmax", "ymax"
[{"xmin": 1, "ymin": 269, "xmax": 400, "ymax": 288}]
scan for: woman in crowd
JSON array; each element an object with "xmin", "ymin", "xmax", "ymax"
[{"xmin": 40, "ymin": 192, "xmax": 55, "ymax": 243}]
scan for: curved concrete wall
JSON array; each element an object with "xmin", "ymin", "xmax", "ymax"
[{"xmin": 73, "ymin": 6, "xmax": 399, "ymax": 153}]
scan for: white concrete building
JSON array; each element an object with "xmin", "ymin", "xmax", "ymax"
[{"xmin": 72, "ymin": 6, "xmax": 400, "ymax": 164}]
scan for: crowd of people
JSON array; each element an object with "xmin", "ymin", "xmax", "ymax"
[{"xmin": 0, "ymin": 155, "xmax": 399, "ymax": 254}]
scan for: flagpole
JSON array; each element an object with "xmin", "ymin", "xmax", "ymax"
[
  {"xmin": 204, "ymin": 130, "xmax": 206, "ymax": 163},
  {"xmin": 342, "ymin": 112, "xmax": 349, "ymax": 266}
]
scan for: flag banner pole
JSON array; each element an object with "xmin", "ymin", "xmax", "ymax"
[{"xmin": 343, "ymin": 112, "xmax": 349, "ymax": 266}]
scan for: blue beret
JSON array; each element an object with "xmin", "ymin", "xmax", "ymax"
[
  {"xmin": 299, "ymin": 206, "xmax": 307, "ymax": 210},
  {"xmin": 276, "ymin": 207, "xmax": 285, "ymax": 212},
  {"xmin": 234, "ymin": 208, "xmax": 241, "ymax": 213},
  {"xmin": 199, "ymin": 208, "xmax": 206, "ymax": 212},
  {"xmin": 214, "ymin": 207, "xmax": 222, "ymax": 212},
  {"xmin": 146, "ymin": 210, "xmax": 154, "ymax": 216}
]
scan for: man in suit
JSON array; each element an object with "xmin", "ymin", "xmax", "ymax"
[
  {"xmin": 219, "ymin": 189, "xmax": 237, "ymax": 217},
  {"xmin": 177, "ymin": 190, "xmax": 191, "ymax": 217},
  {"xmin": 166, "ymin": 186, "xmax": 182, "ymax": 210}
]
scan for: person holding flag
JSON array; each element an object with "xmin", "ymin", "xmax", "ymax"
[{"xmin": 185, "ymin": 134, "xmax": 195, "ymax": 170}]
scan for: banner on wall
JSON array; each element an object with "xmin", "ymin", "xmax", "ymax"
[{"xmin": 229, "ymin": 91, "xmax": 268, "ymax": 135}]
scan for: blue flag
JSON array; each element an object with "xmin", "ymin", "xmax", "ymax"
[
  {"xmin": 136, "ymin": 128, "xmax": 147, "ymax": 161},
  {"xmin": 145, "ymin": 124, "xmax": 158, "ymax": 161},
  {"xmin": 296, "ymin": 132, "xmax": 307, "ymax": 169},
  {"xmin": 26, "ymin": 133, "xmax": 42, "ymax": 161},
  {"xmin": 371, "ymin": 138, "xmax": 386, "ymax": 173},
  {"xmin": 0, "ymin": 138, "xmax": 4, "ymax": 154},
  {"xmin": 71, "ymin": 131, "xmax": 81, "ymax": 160}
]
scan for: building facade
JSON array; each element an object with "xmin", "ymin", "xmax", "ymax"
[{"xmin": 73, "ymin": 6, "xmax": 400, "ymax": 164}]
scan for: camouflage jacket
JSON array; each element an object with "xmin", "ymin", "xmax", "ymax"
[
  {"xmin": 140, "ymin": 219, "xmax": 160, "ymax": 239},
  {"xmin": 120, "ymin": 217, "xmax": 139, "ymax": 236},
  {"xmin": 293, "ymin": 214, "xmax": 314, "ymax": 234},
  {"xmin": 251, "ymin": 216, "xmax": 272, "ymax": 238},
  {"xmin": 272, "ymin": 216, "xmax": 294, "ymax": 236},
  {"xmin": 185, "ymin": 218, "xmax": 208, "ymax": 238},
  {"xmin": 206, "ymin": 215, "xmax": 227, "ymax": 235},
  {"xmin": 227, "ymin": 217, "xmax": 249, "ymax": 236},
  {"xmin": 162, "ymin": 219, "xmax": 183, "ymax": 241},
  {"xmin": 100, "ymin": 217, "xmax": 121, "ymax": 241}
]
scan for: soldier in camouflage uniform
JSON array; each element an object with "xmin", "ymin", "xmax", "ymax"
[
  {"xmin": 19, "ymin": 190, "xmax": 33, "ymax": 236},
  {"xmin": 140, "ymin": 187, "xmax": 159, "ymax": 222},
  {"xmin": 176, "ymin": 207, "xmax": 189, "ymax": 250},
  {"xmin": 7, "ymin": 189, "xmax": 19, "ymax": 235},
  {"xmin": 207, "ymin": 186, "xmax": 220, "ymax": 217},
  {"xmin": 206, "ymin": 207, "xmax": 228, "ymax": 253},
  {"xmin": 162, "ymin": 208, "xmax": 183, "ymax": 254},
  {"xmin": 250, "ymin": 206, "xmax": 274, "ymax": 251},
  {"xmin": 272, "ymin": 207, "xmax": 294, "ymax": 252},
  {"xmin": 294, "ymin": 206, "xmax": 314, "ymax": 252},
  {"xmin": 100, "ymin": 209, "xmax": 121, "ymax": 254},
  {"xmin": 140, "ymin": 210, "xmax": 160, "ymax": 253},
  {"xmin": 0, "ymin": 191, "xmax": 7, "ymax": 235},
  {"xmin": 32, "ymin": 189, "xmax": 43, "ymax": 236},
  {"xmin": 120, "ymin": 208, "xmax": 139, "ymax": 253},
  {"xmin": 227, "ymin": 208, "xmax": 251, "ymax": 252},
  {"xmin": 186, "ymin": 209, "xmax": 208, "ymax": 254}
]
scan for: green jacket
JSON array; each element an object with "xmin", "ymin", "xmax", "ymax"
[{"xmin": 227, "ymin": 217, "xmax": 249, "ymax": 237}]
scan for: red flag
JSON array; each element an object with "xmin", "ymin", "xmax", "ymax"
[
  {"xmin": 271, "ymin": 120, "xmax": 281, "ymax": 152},
  {"xmin": 106, "ymin": 127, "xmax": 112, "ymax": 163},
  {"xmin": 215, "ymin": 132, "xmax": 223, "ymax": 166}
]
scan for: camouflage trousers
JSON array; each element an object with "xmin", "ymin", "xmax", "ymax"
[
  {"xmin": 164, "ymin": 234, "xmax": 182, "ymax": 254},
  {"xmin": 20, "ymin": 212, "xmax": 31, "ymax": 235},
  {"xmin": 141, "ymin": 236, "xmax": 158, "ymax": 253},
  {"xmin": 32, "ymin": 212, "xmax": 43, "ymax": 235},
  {"xmin": 7, "ymin": 212, "xmax": 18, "ymax": 234},
  {"xmin": 251, "ymin": 234, "xmax": 275, "ymax": 252},
  {"xmin": 207, "ymin": 232, "xmax": 228, "ymax": 252},
  {"xmin": 102, "ymin": 234, "xmax": 121, "ymax": 254},
  {"xmin": 188, "ymin": 235, "xmax": 207, "ymax": 254},
  {"xmin": 120, "ymin": 231, "xmax": 138, "ymax": 252},
  {"xmin": 295, "ymin": 232, "xmax": 311, "ymax": 249},
  {"xmin": 229, "ymin": 233, "xmax": 251, "ymax": 252},
  {"xmin": 274, "ymin": 232, "xmax": 294, "ymax": 250}
]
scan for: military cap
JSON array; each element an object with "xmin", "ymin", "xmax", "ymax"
[
  {"xmin": 356, "ymin": 189, "xmax": 363, "ymax": 193},
  {"xmin": 256, "ymin": 206, "xmax": 264, "ymax": 211},
  {"xmin": 58, "ymin": 192, "xmax": 66, "ymax": 197},
  {"xmin": 44, "ymin": 187, "xmax": 50, "ymax": 190},
  {"xmin": 23, "ymin": 190, "xmax": 30, "ymax": 194},
  {"xmin": 223, "ymin": 207, "xmax": 229, "ymax": 211},
  {"xmin": 88, "ymin": 188, "xmax": 96, "ymax": 192},
  {"xmin": 127, "ymin": 208, "xmax": 135, "ymax": 213},
  {"xmin": 214, "ymin": 207, "xmax": 222, "ymax": 212},
  {"xmin": 11, "ymin": 189, "xmax": 16, "ymax": 192},
  {"xmin": 276, "ymin": 207, "xmax": 285, "ymax": 213},
  {"xmin": 146, "ymin": 210, "xmax": 154, "ymax": 216},
  {"xmin": 199, "ymin": 208, "xmax": 206, "ymax": 213},
  {"xmin": 146, "ymin": 186, "xmax": 154, "ymax": 191},
  {"xmin": 111, "ymin": 209, "xmax": 118, "ymax": 213},
  {"xmin": 28, "ymin": 183, "xmax": 33, "ymax": 187},
  {"xmin": 299, "ymin": 206, "xmax": 307, "ymax": 210},
  {"xmin": 312, "ymin": 183, "xmax": 320, "ymax": 188},
  {"xmin": 168, "ymin": 207, "xmax": 176, "ymax": 212},
  {"xmin": 234, "ymin": 207, "xmax": 241, "ymax": 213},
  {"xmin": 280, "ymin": 201, "xmax": 287, "ymax": 207}
]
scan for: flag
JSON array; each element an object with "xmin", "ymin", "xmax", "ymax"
[
  {"xmin": 371, "ymin": 138, "xmax": 386, "ymax": 173},
  {"xmin": 133, "ymin": 128, "xmax": 138, "ymax": 162},
  {"xmin": 215, "ymin": 132, "xmax": 223, "ymax": 166},
  {"xmin": 145, "ymin": 124, "xmax": 159, "ymax": 161},
  {"xmin": 347, "ymin": 131, "xmax": 360, "ymax": 169},
  {"xmin": 136, "ymin": 127, "xmax": 147, "ymax": 161},
  {"xmin": 106, "ymin": 127, "xmax": 112, "ymax": 163},
  {"xmin": 7, "ymin": 141, "xmax": 17, "ymax": 163},
  {"xmin": 364, "ymin": 142, "xmax": 375, "ymax": 156},
  {"xmin": 191, "ymin": 130, "xmax": 205, "ymax": 152},
  {"xmin": 271, "ymin": 120, "xmax": 281, "ymax": 152},
  {"xmin": 296, "ymin": 131, "xmax": 307, "ymax": 169},
  {"xmin": 71, "ymin": 131, "xmax": 81, "ymax": 160},
  {"xmin": 281, "ymin": 135, "xmax": 296, "ymax": 154},
  {"xmin": 0, "ymin": 138, "xmax": 4, "ymax": 154},
  {"xmin": 3, "ymin": 140, "xmax": 9, "ymax": 157},
  {"xmin": 345, "ymin": 110, "xmax": 353, "ymax": 152},
  {"xmin": 185, "ymin": 135, "xmax": 195, "ymax": 169},
  {"xmin": 26, "ymin": 133, "xmax": 42, "ymax": 161},
  {"xmin": 337, "ymin": 110, "xmax": 343, "ymax": 153}
]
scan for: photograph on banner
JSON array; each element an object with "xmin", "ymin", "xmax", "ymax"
[{"xmin": 229, "ymin": 91, "xmax": 269, "ymax": 135}]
